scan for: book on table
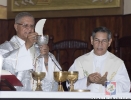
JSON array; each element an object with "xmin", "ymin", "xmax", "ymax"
[{"xmin": 0, "ymin": 70, "xmax": 23, "ymax": 91}]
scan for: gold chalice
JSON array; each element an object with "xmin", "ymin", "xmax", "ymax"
[
  {"xmin": 32, "ymin": 71, "xmax": 46, "ymax": 91},
  {"xmin": 54, "ymin": 71, "xmax": 69, "ymax": 91},
  {"xmin": 67, "ymin": 71, "xmax": 78, "ymax": 91}
]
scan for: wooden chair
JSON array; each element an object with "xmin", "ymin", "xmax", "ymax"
[
  {"xmin": 49, "ymin": 36, "xmax": 89, "ymax": 71},
  {"xmin": 114, "ymin": 33, "xmax": 131, "ymax": 80}
]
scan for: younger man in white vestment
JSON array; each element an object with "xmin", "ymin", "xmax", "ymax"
[
  {"xmin": 0, "ymin": 12, "xmax": 62, "ymax": 91},
  {"xmin": 68, "ymin": 26, "xmax": 131, "ymax": 93}
]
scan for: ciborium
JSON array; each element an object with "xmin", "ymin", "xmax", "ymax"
[
  {"xmin": 67, "ymin": 71, "xmax": 78, "ymax": 91},
  {"xmin": 32, "ymin": 71, "xmax": 46, "ymax": 91},
  {"xmin": 54, "ymin": 71, "xmax": 69, "ymax": 91},
  {"xmin": 36, "ymin": 35, "xmax": 49, "ymax": 58}
]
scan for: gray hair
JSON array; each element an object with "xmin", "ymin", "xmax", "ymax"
[
  {"xmin": 15, "ymin": 12, "xmax": 35, "ymax": 23},
  {"xmin": 92, "ymin": 26, "xmax": 112, "ymax": 40}
]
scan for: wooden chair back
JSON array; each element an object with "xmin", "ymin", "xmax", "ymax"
[
  {"xmin": 114, "ymin": 33, "xmax": 131, "ymax": 80},
  {"xmin": 49, "ymin": 36, "xmax": 89, "ymax": 71}
]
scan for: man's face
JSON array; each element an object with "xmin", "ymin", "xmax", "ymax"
[
  {"xmin": 91, "ymin": 32, "xmax": 112, "ymax": 56},
  {"xmin": 14, "ymin": 16, "xmax": 35, "ymax": 41}
]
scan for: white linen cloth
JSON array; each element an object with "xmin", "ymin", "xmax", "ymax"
[{"xmin": 68, "ymin": 50, "xmax": 131, "ymax": 93}]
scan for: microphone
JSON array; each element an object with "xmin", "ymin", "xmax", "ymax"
[{"xmin": 48, "ymin": 53, "xmax": 62, "ymax": 71}]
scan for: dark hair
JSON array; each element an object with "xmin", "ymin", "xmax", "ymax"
[
  {"xmin": 92, "ymin": 26, "xmax": 112, "ymax": 40},
  {"xmin": 15, "ymin": 12, "xmax": 35, "ymax": 23}
]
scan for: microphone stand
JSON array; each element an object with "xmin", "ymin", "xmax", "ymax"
[{"xmin": 48, "ymin": 54, "xmax": 62, "ymax": 71}]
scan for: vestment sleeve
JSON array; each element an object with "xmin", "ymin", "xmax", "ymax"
[
  {"xmin": 2, "ymin": 44, "xmax": 33, "ymax": 73},
  {"xmin": 67, "ymin": 61, "xmax": 88, "ymax": 90},
  {"xmin": 114, "ymin": 63, "xmax": 131, "ymax": 92}
]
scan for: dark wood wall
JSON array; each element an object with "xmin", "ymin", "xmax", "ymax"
[
  {"xmin": 0, "ymin": 14, "xmax": 131, "ymax": 76},
  {"xmin": 42, "ymin": 15, "xmax": 123, "ymax": 53}
]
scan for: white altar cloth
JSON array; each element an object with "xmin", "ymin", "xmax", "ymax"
[{"xmin": 0, "ymin": 91, "xmax": 131, "ymax": 99}]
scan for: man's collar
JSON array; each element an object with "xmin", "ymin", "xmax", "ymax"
[
  {"xmin": 92, "ymin": 50, "xmax": 108, "ymax": 61},
  {"xmin": 15, "ymin": 35, "xmax": 25, "ymax": 45}
]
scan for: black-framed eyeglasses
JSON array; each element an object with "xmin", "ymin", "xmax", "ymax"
[{"xmin": 17, "ymin": 23, "xmax": 34, "ymax": 29}]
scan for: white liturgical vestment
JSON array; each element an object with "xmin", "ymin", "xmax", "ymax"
[
  {"xmin": 0, "ymin": 35, "xmax": 62, "ymax": 91},
  {"xmin": 69, "ymin": 50, "xmax": 131, "ymax": 93}
]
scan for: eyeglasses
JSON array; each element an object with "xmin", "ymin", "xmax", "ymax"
[
  {"xmin": 17, "ymin": 23, "xmax": 34, "ymax": 29},
  {"xmin": 93, "ymin": 38, "xmax": 108, "ymax": 44}
]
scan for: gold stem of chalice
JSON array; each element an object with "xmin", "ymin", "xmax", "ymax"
[
  {"xmin": 67, "ymin": 71, "xmax": 78, "ymax": 91},
  {"xmin": 70, "ymin": 81, "xmax": 74, "ymax": 91},
  {"xmin": 54, "ymin": 71, "xmax": 69, "ymax": 92},
  {"xmin": 58, "ymin": 82, "xmax": 64, "ymax": 91},
  {"xmin": 35, "ymin": 77, "xmax": 42, "ymax": 91},
  {"xmin": 32, "ymin": 71, "xmax": 46, "ymax": 91}
]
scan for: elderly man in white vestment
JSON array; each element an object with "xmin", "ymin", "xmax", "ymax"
[
  {"xmin": 68, "ymin": 26, "xmax": 131, "ymax": 93},
  {"xmin": 0, "ymin": 12, "xmax": 62, "ymax": 91}
]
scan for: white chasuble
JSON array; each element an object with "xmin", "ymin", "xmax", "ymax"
[{"xmin": 70, "ymin": 50, "xmax": 123, "ymax": 92}]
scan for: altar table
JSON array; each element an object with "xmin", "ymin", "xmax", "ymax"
[{"xmin": 0, "ymin": 91, "xmax": 131, "ymax": 100}]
